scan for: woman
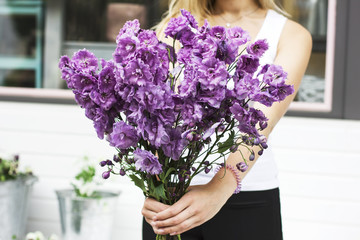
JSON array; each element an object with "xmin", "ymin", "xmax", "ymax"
[{"xmin": 142, "ymin": 0, "xmax": 312, "ymax": 239}]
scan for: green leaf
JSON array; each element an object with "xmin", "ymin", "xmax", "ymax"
[
  {"xmin": 150, "ymin": 183, "xmax": 168, "ymax": 202},
  {"xmin": 163, "ymin": 167, "xmax": 176, "ymax": 181},
  {"xmin": 129, "ymin": 174, "xmax": 146, "ymax": 192},
  {"xmin": 217, "ymin": 130, "xmax": 235, "ymax": 153}
]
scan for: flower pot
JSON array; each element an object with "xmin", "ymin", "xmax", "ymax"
[
  {"xmin": 55, "ymin": 189, "xmax": 119, "ymax": 240},
  {"xmin": 0, "ymin": 175, "xmax": 38, "ymax": 240}
]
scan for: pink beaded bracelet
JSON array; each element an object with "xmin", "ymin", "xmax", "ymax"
[{"xmin": 215, "ymin": 164, "xmax": 242, "ymax": 194}]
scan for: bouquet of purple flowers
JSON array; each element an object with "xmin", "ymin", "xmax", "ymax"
[{"xmin": 59, "ymin": 9, "xmax": 293, "ymax": 240}]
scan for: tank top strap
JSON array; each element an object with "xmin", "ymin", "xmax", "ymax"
[{"xmin": 255, "ymin": 9, "xmax": 287, "ymax": 64}]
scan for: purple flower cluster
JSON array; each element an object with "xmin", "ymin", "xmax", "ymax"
[{"xmin": 59, "ymin": 10, "xmax": 294, "ymax": 178}]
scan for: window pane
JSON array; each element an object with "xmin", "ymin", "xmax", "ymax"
[
  {"xmin": 277, "ymin": 0, "xmax": 329, "ymax": 104},
  {"xmin": 0, "ymin": 14, "xmax": 37, "ymax": 58},
  {"xmin": 0, "ymin": 69, "xmax": 35, "ymax": 88},
  {"xmin": 65, "ymin": 0, "xmax": 168, "ymax": 42}
]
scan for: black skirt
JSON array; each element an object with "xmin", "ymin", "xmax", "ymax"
[{"xmin": 143, "ymin": 188, "xmax": 283, "ymax": 240}]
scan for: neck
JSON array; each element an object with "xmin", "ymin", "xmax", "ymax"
[{"xmin": 214, "ymin": 0, "xmax": 259, "ymax": 15}]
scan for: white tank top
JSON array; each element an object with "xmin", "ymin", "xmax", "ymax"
[{"xmin": 191, "ymin": 10, "xmax": 287, "ymax": 191}]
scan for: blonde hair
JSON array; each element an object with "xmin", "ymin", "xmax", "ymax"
[{"xmin": 155, "ymin": 0, "xmax": 287, "ymax": 36}]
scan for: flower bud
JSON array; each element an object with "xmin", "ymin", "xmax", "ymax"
[
  {"xmin": 186, "ymin": 132, "xmax": 194, "ymax": 141},
  {"xmin": 194, "ymin": 134, "xmax": 201, "ymax": 141},
  {"xmin": 253, "ymin": 138, "xmax": 260, "ymax": 145},
  {"xmin": 230, "ymin": 145, "xmax": 238, "ymax": 153},
  {"xmin": 249, "ymin": 152, "xmax": 255, "ymax": 161},
  {"xmin": 102, "ymin": 171, "xmax": 110, "ymax": 179},
  {"xmin": 261, "ymin": 142, "xmax": 268, "ymax": 149},
  {"xmin": 119, "ymin": 168, "xmax": 126, "ymax": 176},
  {"xmin": 204, "ymin": 161, "xmax": 210, "ymax": 166},
  {"xmin": 260, "ymin": 121, "xmax": 268, "ymax": 130},
  {"xmin": 236, "ymin": 162, "xmax": 248, "ymax": 172},
  {"xmin": 204, "ymin": 137, "xmax": 211, "ymax": 144},
  {"xmin": 205, "ymin": 167, "xmax": 210, "ymax": 174},
  {"xmin": 242, "ymin": 135, "xmax": 248, "ymax": 142},
  {"xmin": 113, "ymin": 155, "xmax": 121, "ymax": 163},
  {"xmin": 217, "ymin": 124, "xmax": 225, "ymax": 132},
  {"xmin": 258, "ymin": 149, "xmax": 263, "ymax": 156},
  {"xmin": 191, "ymin": 167, "xmax": 197, "ymax": 172},
  {"xmin": 106, "ymin": 160, "xmax": 113, "ymax": 166},
  {"xmin": 99, "ymin": 161, "xmax": 107, "ymax": 167}
]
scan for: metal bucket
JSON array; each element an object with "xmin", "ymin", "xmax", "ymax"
[
  {"xmin": 56, "ymin": 189, "xmax": 120, "ymax": 240},
  {"xmin": 0, "ymin": 175, "xmax": 38, "ymax": 240}
]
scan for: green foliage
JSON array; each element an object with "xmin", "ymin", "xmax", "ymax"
[
  {"xmin": 75, "ymin": 165, "xmax": 96, "ymax": 184},
  {"xmin": 0, "ymin": 155, "xmax": 32, "ymax": 182},
  {"xmin": 217, "ymin": 130, "xmax": 235, "ymax": 153},
  {"xmin": 71, "ymin": 159, "xmax": 101, "ymax": 198}
]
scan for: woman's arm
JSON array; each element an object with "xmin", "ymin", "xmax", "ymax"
[{"xmin": 142, "ymin": 19, "xmax": 312, "ymax": 236}]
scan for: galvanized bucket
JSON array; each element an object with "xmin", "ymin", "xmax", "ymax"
[
  {"xmin": 56, "ymin": 189, "xmax": 119, "ymax": 240},
  {"xmin": 0, "ymin": 175, "xmax": 38, "ymax": 240}
]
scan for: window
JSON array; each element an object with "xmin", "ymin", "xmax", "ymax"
[
  {"xmin": 277, "ymin": 0, "xmax": 336, "ymax": 112},
  {"xmin": 0, "ymin": 0, "xmax": 43, "ymax": 88}
]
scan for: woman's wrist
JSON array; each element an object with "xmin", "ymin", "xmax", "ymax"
[{"xmin": 208, "ymin": 164, "xmax": 240, "ymax": 197}]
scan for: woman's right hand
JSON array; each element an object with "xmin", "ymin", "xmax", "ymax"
[{"xmin": 142, "ymin": 197, "xmax": 170, "ymax": 225}]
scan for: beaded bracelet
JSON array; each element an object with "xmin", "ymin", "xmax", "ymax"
[{"xmin": 215, "ymin": 164, "xmax": 242, "ymax": 194}]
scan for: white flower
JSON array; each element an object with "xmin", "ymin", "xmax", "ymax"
[
  {"xmin": 25, "ymin": 231, "xmax": 45, "ymax": 240},
  {"xmin": 48, "ymin": 234, "xmax": 59, "ymax": 240}
]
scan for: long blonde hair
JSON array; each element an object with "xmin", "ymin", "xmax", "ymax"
[{"xmin": 155, "ymin": 0, "xmax": 287, "ymax": 36}]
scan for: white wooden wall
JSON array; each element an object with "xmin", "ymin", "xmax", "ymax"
[{"xmin": 0, "ymin": 101, "xmax": 359, "ymax": 240}]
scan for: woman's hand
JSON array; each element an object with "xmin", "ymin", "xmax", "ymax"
[
  {"xmin": 142, "ymin": 168, "xmax": 237, "ymax": 235},
  {"xmin": 142, "ymin": 197, "xmax": 170, "ymax": 226}
]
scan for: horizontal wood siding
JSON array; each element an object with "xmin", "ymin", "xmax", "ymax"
[{"xmin": 1, "ymin": 101, "xmax": 359, "ymax": 240}]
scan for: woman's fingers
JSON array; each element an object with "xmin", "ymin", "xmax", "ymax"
[
  {"xmin": 153, "ymin": 215, "xmax": 200, "ymax": 235},
  {"xmin": 153, "ymin": 194, "xmax": 191, "ymax": 221},
  {"xmin": 144, "ymin": 197, "xmax": 170, "ymax": 212},
  {"xmin": 153, "ymin": 204, "xmax": 196, "ymax": 228},
  {"xmin": 142, "ymin": 198, "xmax": 170, "ymax": 224}
]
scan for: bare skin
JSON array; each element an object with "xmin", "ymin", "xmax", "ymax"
[{"xmin": 142, "ymin": 0, "xmax": 312, "ymax": 236}]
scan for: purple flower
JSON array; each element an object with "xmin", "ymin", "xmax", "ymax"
[
  {"xmin": 72, "ymin": 49, "xmax": 99, "ymax": 73},
  {"xmin": 116, "ymin": 19, "xmax": 141, "ymax": 42},
  {"xmin": 98, "ymin": 63, "xmax": 116, "ymax": 93},
  {"xmin": 233, "ymin": 74, "xmax": 261, "ymax": 101},
  {"xmin": 164, "ymin": 9, "xmax": 198, "ymax": 46},
  {"xmin": 226, "ymin": 27, "xmax": 250, "ymax": 47},
  {"xmin": 123, "ymin": 59, "xmax": 153, "ymax": 86},
  {"xmin": 90, "ymin": 89, "xmax": 117, "ymax": 111},
  {"xmin": 180, "ymin": 9, "xmax": 198, "ymax": 29},
  {"xmin": 262, "ymin": 65, "xmax": 288, "ymax": 86},
  {"xmin": 113, "ymin": 34, "xmax": 140, "ymax": 63},
  {"xmin": 71, "ymin": 73, "xmax": 97, "ymax": 93},
  {"xmin": 202, "ymin": 122, "xmax": 221, "ymax": 140},
  {"xmin": 210, "ymin": 26, "xmax": 226, "ymax": 40},
  {"xmin": 161, "ymin": 127, "xmax": 186, "ymax": 160},
  {"xmin": 133, "ymin": 148, "xmax": 162, "ymax": 175},
  {"xmin": 108, "ymin": 121, "xmax": 139, "ymax": 149},
  {"xmin": 237, "ymin": 54, "xmax": 260, "ymax": 74},
  {"xmin": 138, "ymin": 30, "xmax": 159, "ymax": 47},
  {"xmin": 247, "ymin": 39, "xmax": 269, "ymax": 57}
]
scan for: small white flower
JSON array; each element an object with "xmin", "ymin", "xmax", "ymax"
[
  {"xmin": 48, "ymin": 234, "xmax": 59, "ymax": 240},
  {"xmin": 25, "ymin": 231, "xmax": 45, "ymax": 240}
]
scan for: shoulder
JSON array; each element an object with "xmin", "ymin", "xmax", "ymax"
[{"xmin": 278, "ymin": 19, "xmax": 312, "ymax": 53}]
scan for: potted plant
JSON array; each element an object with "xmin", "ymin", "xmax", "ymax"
[
  {"xmin": 56, "ymin": 159, "xmax": 120, "ymax": 240},
  {"xmin": 0, "ymin": 154, "xmax": 37, "ymax": 240}
]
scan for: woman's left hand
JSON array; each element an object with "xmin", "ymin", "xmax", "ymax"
[{"xmin": 151, "ymin": 170, "xmax": 236, "ymax": 235}]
